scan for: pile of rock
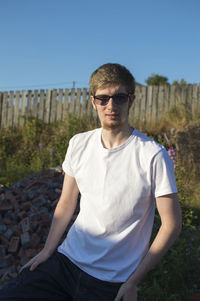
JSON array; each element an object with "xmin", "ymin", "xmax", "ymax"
[{"xmin": 0, "ymin": 168, "xmax": 80, "ymax": 285}]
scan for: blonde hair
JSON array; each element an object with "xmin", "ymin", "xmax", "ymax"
[{"xmin": 89, "ymin": 63, "xmax": 135, "ymax": 96}]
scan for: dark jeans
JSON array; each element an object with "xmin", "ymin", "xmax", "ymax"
[{"xmin": 0, "ymin": 251, "xmax": 123, "ymax": 301}]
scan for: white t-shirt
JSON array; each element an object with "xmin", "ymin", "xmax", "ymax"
[{"xmin": 58, "ymin": 128, "xmax": 177, "ymax": 282}]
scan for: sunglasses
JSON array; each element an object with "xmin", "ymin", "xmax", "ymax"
[{"xmin": 93, "ymin": 93, "xmax": 130, "ymax": 106}]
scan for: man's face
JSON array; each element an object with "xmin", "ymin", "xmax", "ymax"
[{"xmin": 91, "ymin": 84, "xmax": 134, "ymax": 130}]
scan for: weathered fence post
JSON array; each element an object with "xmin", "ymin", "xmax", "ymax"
[
  {"xmin": 44, "ymin": 89, "xmax": 51, "ymax": 124},
  {"xmin": 7, "ymin": 91, "xmax": 14, "ymax": 127},
  {"xmin": 38, "ymin": 90, "xmax": 45, "ymax": 121},
  {"xmin": 146, "ymin": 86, "xmax": 153, "ymax": 124},
  {"xmin": 75, "ymin": 88, "xmax": 81, "ymax": 117},
  {"xmin": 33, "ymin": 90, "xmax": 38, "ymax": 118},
  {"xmin": 27, "ymin": 90, "xmax": 32, "ymax": 118},
  {"xmin": 50, "ymin": 89, "xmax": 57, "ymax": 123},
  {"xmin": 19, "ymin": 90, "xmax": 27, "ymax": 127},
  {"xmin": 63, "ymin": 89, "xmax": 69, "ymax": 120},
  {"xmin": 57, "ymin": 89, "xmax": 63, "ymax": 121},
  {"xmin": 69, "ymin": 88, "xmax": 75, "ymax": 114},
  {"xmin": 2, "ymin": 92, "xmax": 8, "ymax": 128},
  {"xmin": 0, "ymin": 92, "xmax": 3, "ymax": 127},
  {"xmin": 81, "ymin": 88, "xmax": 88, "ymax": 117}
]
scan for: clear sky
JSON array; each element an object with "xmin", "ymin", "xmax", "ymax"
[{"xmin": 0, "ymin": 0, "xmax": 199, "ymax": 91}]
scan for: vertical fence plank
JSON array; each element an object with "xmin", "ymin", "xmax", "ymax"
[
  {"xmin": 27, "ymin": 90, "xmax": 32, "ymax": 118},
  {"xmin": 146, "ymin": 86, "xmax": 153, "ymax": 124},
  {"xmin": 157, "ymin": 86, "xmax": 165, "ymax": 122},
  {"xmin": 181, "ymin": 85, "xmax": 187, "ymax": 107},
  {"xmin": 197, "ymin": 84, "xmax": 200, "ymax": 114},
  {"xmin": 32, "ymin": 90, "xmax": 38, "ymax": 118},
  {"xmin": 50, "ymin": 89, "xmax": 57, "ymax": 123},
  {"xmin": 38, "ymin": 90, "xmax": 45, "ymax": 121},
  {"xmin": 2, "ymin": 92, "xmax": 8, "ymax": 128},
  {"xmin": 19, "ymin": 90, "xmax": 27, "ymax": 127},
  {"xmin": 57, "ymin": 89, "xmax": 63, "ymax": 121},
  {"xmin": 75, "ymin": 88, "xmax": 81, "ymax": 116},
  {"xmin": 164, "ymin": 85, "xmax": 170, "ymax": 113},
  {"xmin": 191, "ymin": 84, "xmax": 198, "ymax": 117},
  {"xmin": 175, "ymin": 85, "xmax": 182, "ymax": 106},
  {"xmin": 131, "ymin": 85, "xmax": 141, "ymax": 125},
  {"xmin": 69, "ymin": 88, "xmax": 75, "ymax": 114},
  {"xmin": 169, "ymin": 85, "xmax": 176, "ymax": 109},
  {"xmin": 139, "ymin": 86, "xmax": 147, "ymax": 124},
  {"xmin": 187, "ymin": 85, "xmax": 193, "ymax": 119},
  {"xmin": 152, "ymin": 86, "xmax": 159, "ymax": 123},
  {"xmin": 0, "ymin": 92, "xmax": 3, "ymax": 127},
  {"xmin": 63, "ymin": 89, "xmax": 69, "ymax": 120},
  {"xmin": 13, "ymin": 91, "xmax": 20, "ymax": 127},
  {"xmin": 44, "ymin": 90, "xmax": 51, "ymax": 123},
  {"xmin": 7, "ymin": 91, "xmax": 14, "ymax": 127},
  {"xmin": 81, "ymin": 88, "xmax": 88, "ymax": 117}
]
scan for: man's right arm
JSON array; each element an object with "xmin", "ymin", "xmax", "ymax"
[{"xmin": 20, "ymin": 173, "xmax": 79, "ymax": 272}]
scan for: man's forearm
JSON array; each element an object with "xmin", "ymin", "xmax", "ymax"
[
  {"xmin": 114, "ymin": 222, "xmax": 181, "ymax": 301},
  {"xmin": 126, "ymin": 223, "xmax": 181, "ymax": 286},
  {"xmin": 43, "ymin": 198, "xmax": 77, "ymax": 255}
]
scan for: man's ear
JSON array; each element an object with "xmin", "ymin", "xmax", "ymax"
[
  {"xmin": 90, "ymin": 96, "xmax": 97, "ymax": 110},
  {"xmin": 128, "ymin": 94, "xmax": 135, "ymax": 109}
]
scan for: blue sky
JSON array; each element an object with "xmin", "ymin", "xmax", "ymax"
[{"xmin": 0, "ymin": 0, "xmax": 199, "ymax": 90}]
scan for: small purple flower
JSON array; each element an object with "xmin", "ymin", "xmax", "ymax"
[
  {"xmin": 39, "ymin": 142, "xmax": 43, "ymax": 149},
  {"xmin": 49, "ymin": 148, "xmax": 54, "ymax": 153},
  {"xmin": 168, "ymin": 146, "xmax": 177, "ymax": 168}
]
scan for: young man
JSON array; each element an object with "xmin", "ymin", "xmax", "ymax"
[{"xmin": 0, "ymin": 63, "xmax": 182, "ymax": 301}]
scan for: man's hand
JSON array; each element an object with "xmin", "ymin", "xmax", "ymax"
[
  {"xmin": 114, "ymin": 282, "xmax": 137, "ymax": 301},
  {"xmin": 19, "ymin": 248, "xmax": 51, "ymax": 273}
]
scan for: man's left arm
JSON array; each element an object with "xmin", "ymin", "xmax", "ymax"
[{"xmin": 115, "ymin": 193, "xmax": 182, "ymax": 301}]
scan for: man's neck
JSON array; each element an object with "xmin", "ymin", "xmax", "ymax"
[{"xmin": 101, "ymin": 124, "xmax": 133, "ymax": 149}]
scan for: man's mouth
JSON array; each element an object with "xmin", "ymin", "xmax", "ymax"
[{"xmin": 106, "ymin": 114, "xmax": 119, "ymax": 119}]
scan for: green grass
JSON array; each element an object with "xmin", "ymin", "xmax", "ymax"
[
  {"xmin": 0, "ymin": 114, "xmax": 200, "ymax": 300},
  {"xmin": 0, "ymin": 114, "xmax": 95, "ymax": 187}
]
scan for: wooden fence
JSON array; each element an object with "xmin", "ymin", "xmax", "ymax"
[{"xmin": 0, "ymin": 84, "xmax": 200, "ymax": 129}]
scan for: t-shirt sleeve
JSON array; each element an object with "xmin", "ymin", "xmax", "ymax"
[
  {"xmin": 151, "ymin": 148, "xmax": 178, "ymax": 198},
  {"xmin": 62, "ymin": 138, "xmax": 74, "ymax": 177}
]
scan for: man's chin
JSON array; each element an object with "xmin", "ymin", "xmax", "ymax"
[{"xmin": 101, "ymin": 120, "xmax": 122, "ymax": 130}]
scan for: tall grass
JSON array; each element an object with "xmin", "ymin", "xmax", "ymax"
[
  {"xmin": 0, "ymin": 114, "xmax": 95, "ymax": 187},
  {"xmin": 133, "ymin": 102, "xmax": 200, "ymax": 135}
]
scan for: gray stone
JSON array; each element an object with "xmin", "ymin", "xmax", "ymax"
[
  {"xmin": 21, "ymin": 232, "xmax": 30, "ymax": 247},
  {"xmin": 4, "ymin": 228, "xmax": 13, "ymax": 240},
  {"xmin": 0, "ymin": 224, "xmax": 7, "ymax": 233},
  {"xmin": 0, "ymin": 255, "xmax": 14, "ymax": 268},
  {"xmin": 32, "ymin": 197, "xmax": 46, "ymax": 209},
  {"xmin": 0, "ymin": 245, "xmax": 6, "ymax": 257}
]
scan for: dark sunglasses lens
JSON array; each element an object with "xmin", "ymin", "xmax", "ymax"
[
  {"xmin": 113, "ymin": 94, "xmax": 129, "ymax": 104},
  {"xmin": 94, "ymin": 95, "xmax": 109, "ymax": 105}
]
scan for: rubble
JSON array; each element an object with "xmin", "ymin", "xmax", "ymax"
[{"xmin": 0, "ymin": 168, "xmax": 80, "ymax": 286}]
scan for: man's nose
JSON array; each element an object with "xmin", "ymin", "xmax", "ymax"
[{"xmin": 106, "ymin": 97, "xmax": 116, "ymax": 109}]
